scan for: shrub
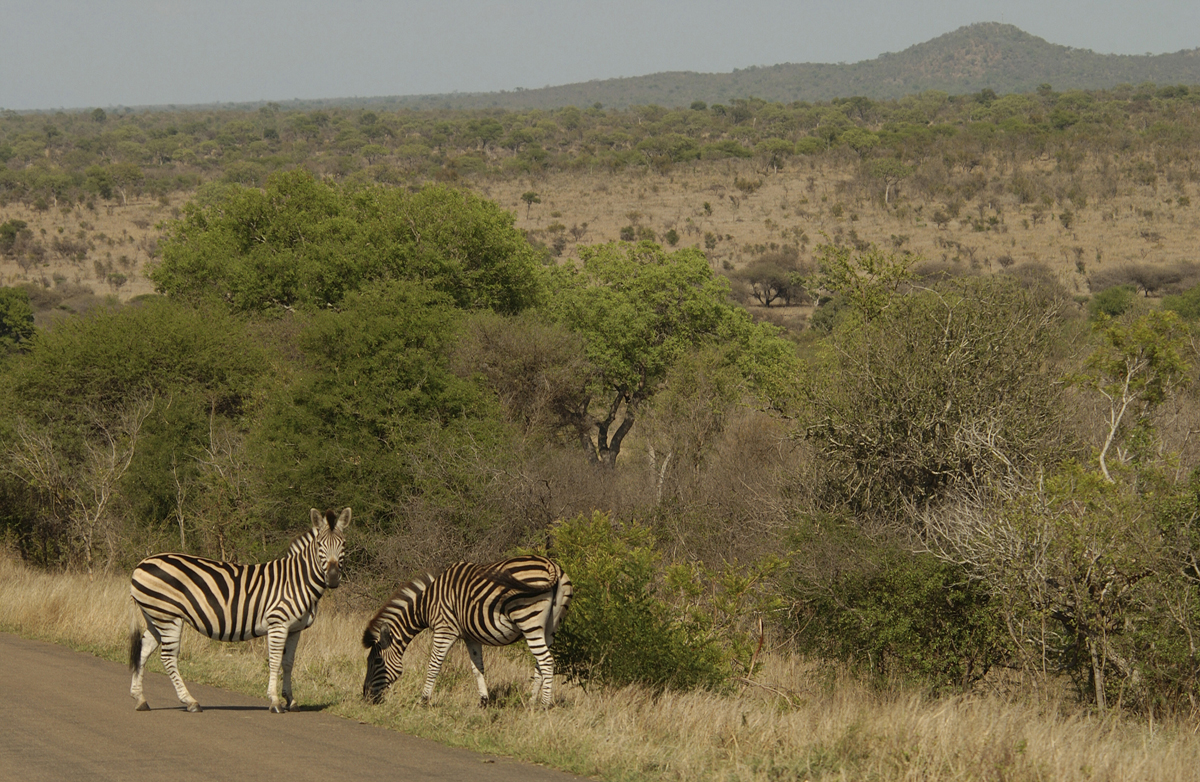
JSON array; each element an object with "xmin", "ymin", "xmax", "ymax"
[
  {"xmin": 1088, "ymin": 284, "xmax": 1137, "ymax": 320},
  {"xmin": 549, "ymin": 511, "xmax": 731, "ymax": 692},
  {"xmin": 1163, "ymin": 283, "xmax": 1200, "ymax": 321},
  {"xmin": 788, "ymin": 521, "xmax": 1006, "ymax": 690},
  {"xmin": 807, "ymin": 274, "xmax": 1068, "ymax": 512}
]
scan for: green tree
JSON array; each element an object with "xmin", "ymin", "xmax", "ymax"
[
  {"xmin": 805, "ymin": 242, "xmax": 915, "ymax": 322},
  {"xmin": 0, "ymin": 220, "xmax": 29, "ymax": 256},
  {"xmin": 1072, "ymin": 311, "xmax": 1190, "ymax": 482},
  {"xmin": 732, "ymin": 252, "xmax": 800, "ymax": 307},
  {"xmin": 252, "ymin": 280, "xmax": 506, "ymax": 548},
  {"xmin": 109, "ymin": 162, "xmax": 145, "ymax": 206},
  {"xmin": 0, "ymin": 299, "xmax": 267, "ymax": 566},
  {"xmin": 789, "ymin": 520, "xmax": 1004, "ymax": 689},
  {"xmin": 546, "ymin": 242, "xmax": 798, "ymax": 466},
  {"xmin": 869, "ymin": 158, "xmax": 913, "ymax": 205},
  {"xmin": 1088, "ymin": 284, "xmax": 1138, "ymax": 320},
  {"xmin": 0, "ymin": 287, "xmax": 34, "ymax": 354},
  {"xmin": 755, "ymin": 138, "xmax": 795, "ymax": 174},
  {"xmin": 549, "ymin": 511, "xmax": 730, "ymax": 692},
  {"xmin": 521, "ymin": 190, "xmax": 541, "ymax": 216},
  {"xmin": 152, "ymin": 170, "xmax": 542, "ymax": 315}
]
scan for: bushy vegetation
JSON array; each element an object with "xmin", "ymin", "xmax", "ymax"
[
  {"xmin": 2, "ymin": 82, "xmax": 1200, "ymax": 214},
  {"xmin": 548, "ymin": 511, "xmax": 731, "ymax": 692},
  {"xmin": 5, "ymin": 80, "xmax": 1200, "ymax": 720}
]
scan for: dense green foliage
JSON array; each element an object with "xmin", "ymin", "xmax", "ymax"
[
  {"xmin": 549, "ymin": 511, "xmax": 731, "ymax": 692},
  {"xmin": 546, "ymin": 242, "xmax": 800, "ymax": 464},
  {"xmin": 1162, "ymin": 282, "xmax": 1200, "ymax": 321},
  {"xmin": 152, "ymin": 170, "xmax": 542, "ymax": 314},
  {"xmin": 789, "ymin": 520, "xmax": 1005, "ymax": 690},
  {"xmin": 253, "ymin": 280, "xmax": 506, "ymax": 534},
  {"xmin": 1089, "ymin": 284, "xmax": 1139, "ymax": 319},
  {"xmin": 0, "ymin": 286, "xmax": 34, "ymax": 353}
]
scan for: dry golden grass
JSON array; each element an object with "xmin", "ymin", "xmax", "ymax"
[
  {"xmin": 3, "ymin": 550, "xmax": 1199, "ymax": 782},
  {"xmin": 0, "ymin": 197, "xmax": 165, "ymax": 304},
  {"xmin": 4, "ymin": 156, "xmax": 1198, "ymax": 329}
]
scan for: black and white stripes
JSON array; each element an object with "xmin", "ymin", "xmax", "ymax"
[
  {"xmin": 128, "ymin": 507, "xmax": 350, "ymax": 713},
  {"xmin": 362, "ymin": 555, "xmax": 572, "ymax": 707}
]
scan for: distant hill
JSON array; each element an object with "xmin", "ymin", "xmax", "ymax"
[{"xmin": 375, "ymin": 23, "xmax": 1200, "ymax": 110}]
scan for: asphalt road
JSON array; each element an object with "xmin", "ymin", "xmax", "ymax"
[{"xmin": 0, "ymin": 632, "xmax": 587, "ymax": 782}]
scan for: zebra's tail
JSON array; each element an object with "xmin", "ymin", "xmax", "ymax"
[
  {"xmin": 127, "ymin": 600, "xmax": 143, "ymax": 671},
  {"xmin": 545, "ymin": 572, "xmax": 573, "ymax": 647}
]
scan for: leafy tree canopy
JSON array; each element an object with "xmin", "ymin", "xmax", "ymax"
[
  {"xmin": 151, "ymin": 169, "xmax": 543, "ymax": 315},
  {"xmin": 0, "ymin": 287, "xmax": 34, "ymax": 355},
  {"xmin": 2, "ymin": 297, "xmax": 265, "ymax": 429},
  {"xmin": 252, "ymin": 279, "xmax": 505, "ymax": 528},
  {"xmin": 545, "ymin": 242, "xmax": 800, "ymax": 464}
]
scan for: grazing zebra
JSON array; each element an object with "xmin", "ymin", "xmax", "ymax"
[
  {"xmin": 128, "ymin": 507, "xmax": 350, "ymax": 713},
  {"xmin": 362, "ymin": 555, "xmax": 572, "ymax": 707}
]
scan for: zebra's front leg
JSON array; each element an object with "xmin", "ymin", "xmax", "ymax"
[
  {"xmin": 157, "ymin": 618, "xmax": 202, "ymax": 712},
  {"xmin": 465, "ymin": 640, "xmax": 490, "ymax": 707},
  {"xmin": 420, "ymin": 631, "xmax": 458, "ymax": 705},
  {"xmin": 266, "ymin": 624, "xmax": 290, "ymax": 713},
  {"xmin": 280, "ymin": 628, "xmax": 302, "ymax": 711}
]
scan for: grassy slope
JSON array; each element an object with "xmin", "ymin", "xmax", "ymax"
[{"xmin": 3, "ymin": 552, "xmax": 1199, "ymax": 782}]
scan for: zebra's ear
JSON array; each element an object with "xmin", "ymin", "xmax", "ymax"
[
  {"xmin": 334, "ymin": 507, "xmax": 352, "ymax": 533},
  {"xmin": 310, "ymin": 508, "xmax": 324, "ymax": 531}
]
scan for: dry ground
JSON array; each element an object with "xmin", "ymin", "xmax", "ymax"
[{"xmin": 2, "ymin": 158, "xmax": 1197, "ymax": 327}]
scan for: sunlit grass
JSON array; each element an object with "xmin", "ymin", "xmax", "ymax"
[{"xmin": 3, "ymin": 552, "xmax": 1199, "ymax": 781}]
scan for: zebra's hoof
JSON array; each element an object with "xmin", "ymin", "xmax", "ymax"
[
  {"xmin": 186, "ymin": 702, "xmax": 202, "ymax": 713},
  {"xmin": 135, "ymin": 701, "xmax": 150, "ymax": 711},
  {"xmin": 270, "ymin": 704, "xmax": 287, "ymax": 714},
  {"xmin": 478, "ymin": 696, "xmax": 489, "ymax": 708}
]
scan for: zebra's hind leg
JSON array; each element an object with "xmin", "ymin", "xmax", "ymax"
[
  {"xmin": 525, "ymin": 637, "xmax": 556, "ymax": 707},
  {"xmin": 465, "ymin": 640, "xmax": 489, "ymax": 707},
  {"xmin": 129, "ymin": 614, "xmax": 158, "ymax": 711},
  {"xmin": 157, "ymin": 617, "xmax": 202, "ymax": 712}
]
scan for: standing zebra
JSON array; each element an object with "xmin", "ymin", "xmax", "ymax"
[
  {"xmin": 362, "ymin": 555, "xmax": 572, "ymax": 707},
  {"xmin": 128, "ymin": 507, "xmax": 350, "ymax": 713}
]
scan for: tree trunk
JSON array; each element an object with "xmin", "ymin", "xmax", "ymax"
[{"xmin": 1088, "ymin": 635, "xmax": 1108, "ymax": 712}]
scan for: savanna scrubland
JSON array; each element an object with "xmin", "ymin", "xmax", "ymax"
[{"xmin": 4, "ymin": 85, "xmax": 1200, "ymax": 780}]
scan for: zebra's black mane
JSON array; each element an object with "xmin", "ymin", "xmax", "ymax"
[
  {"xmin": 362, "ymin": 572, "xmax": 434, "ymax": 647},
  {"xmin": 282, "ymin": 509, "xmax": 340, "ymax": 559}
]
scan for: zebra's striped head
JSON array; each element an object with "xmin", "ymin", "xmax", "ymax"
[
  {"xmin": 309, "ymin": 507, "xmax": 350, "ymax": 589},
  {"xmin": 361, "ymin": 575, "xmax": 431, "ymax": 703},
  {"xmin": 361, "ymin": 625, "xmax": 399, "ymax": 703}
]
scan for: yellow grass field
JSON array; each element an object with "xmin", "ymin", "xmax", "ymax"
[
  {"xmin": 3, "ymin": 551, "xmax": 1199, "ymax": 782},
  {"xmin": 2, "ymin": 157, "xmax": 1197, "ymax": 330}
]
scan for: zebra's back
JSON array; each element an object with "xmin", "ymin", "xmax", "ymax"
[{"xmin": 131, "ymin": 553, "xmax": 272, "ymax": 642}]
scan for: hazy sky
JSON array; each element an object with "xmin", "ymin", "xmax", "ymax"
[{"xmin": 3, "ymin": 0, "xmax": 1198, "ymax": 111}]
